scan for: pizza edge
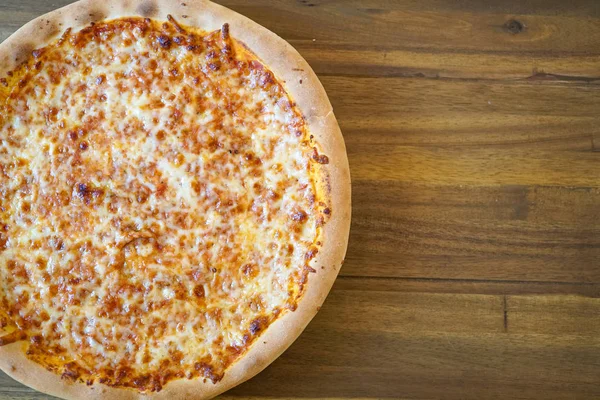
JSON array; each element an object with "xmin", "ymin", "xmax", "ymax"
[{"xmin": 0, "ymin": 0, "xmax": 351, "ymax": 399}]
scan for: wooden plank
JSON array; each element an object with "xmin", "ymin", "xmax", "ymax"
[
  {"xmin": 218, "ymin": 0, "xmax": 600, "ymax": 19},
  {"xmin": 1, "ymin": 2, "xmax": 600, "ymax": 80},
  {"xmin": 219, "ymin": 1, "xmax": 600, "ymax": 82},
  {"xmin": 293, "ymin": 44, "xmax": 600, "ymax": 79},
  {"xmin": 0, "ymin": 388, "xmax": 50, "ymax": 400},
  {"xmin": 213, "ymin": 1, "xmax": 600, "ymax": 54},
  {"xmin": 324, "ymin": 76, "xmax": 600, "ymax": 145},
  {"xmin": 0, "ymin": 390, "xmax": 57, "ymax": 400},
  {"xmin": 346, "ymin": 182, "xmax": 600, "ymax": 282},
  {"xmin": 508, "ymin": 295, "xmax": 600, "ymax": 335},
  {"xmin": 349, "ymin": 146, "xmax": 598, "ymax": 187},
  {"xmin": 335, "ymin": 276, "xmax": 600, "ymax": 297}
]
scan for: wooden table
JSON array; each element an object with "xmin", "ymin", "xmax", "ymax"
[{"xmin": 1, "ymin": 0, "xmax": 599, "ymax": 399}]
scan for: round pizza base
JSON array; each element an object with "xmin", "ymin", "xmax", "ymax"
[{"xmin": 0, "ymin": 0, "xmax": 351, "ymax": 399}]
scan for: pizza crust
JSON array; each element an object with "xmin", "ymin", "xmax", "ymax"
[{"xmin": 0, "ymin": 1, "xmax": 351, "ymax": 399}]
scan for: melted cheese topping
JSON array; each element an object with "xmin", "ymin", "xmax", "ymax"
[{"xmin": 0, "ymin": 17, "xmax": 328, "ymax": 391}]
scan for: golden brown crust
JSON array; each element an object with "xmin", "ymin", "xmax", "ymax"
[{"xmin": 0, "ymin": 1, "xmax": 350, "ymax": 399}]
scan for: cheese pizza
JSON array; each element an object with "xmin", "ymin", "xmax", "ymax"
[{"xmin": 0, "ymin": 1, "xmax": 350, "ymax": 399}]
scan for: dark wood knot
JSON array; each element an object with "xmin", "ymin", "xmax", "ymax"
[{"xmin": 503, "ymin": 19, "xmax": 525, "ymax": 34}]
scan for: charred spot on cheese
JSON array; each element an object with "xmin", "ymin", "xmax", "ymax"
[
  {"xmin": 305, "ymin": 247, "xmax": 318, "ymax": 260},
  {"xmin": 290, "ymin": 207, "xmax": 308, "ymax": 222},
  {"xmin": 194, "ymin": 362, "xmax": 222, "ymax": 383},
  {"xmin": 248, "ymin": 316, "xmax": 268, "ymax": 335},
  {"xmin": 0, "ymin": 17, "xmax": 328, "ymax": 392},
  {"xmin": 311, "ymin": 147, "xmax": 329, "ymax": 164},
  {"xmin": 156, "ymin": 34, "xmax": 171, "ymax": 48},
  {"xmin": 0, "ymin": 330, "xmax": 27, "ymax": 346}
]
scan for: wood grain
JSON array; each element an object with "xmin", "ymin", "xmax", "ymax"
[
  {"xmin": 1, "ymin": 0, "xmax": 599, "ymax": 399},
  {"xmin": 348, "ymin": 183, "xmax": 600, "ymax": 282}
]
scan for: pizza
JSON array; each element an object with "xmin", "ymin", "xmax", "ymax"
[{"xmin": 0, "ymin": 1, "xmax": 350, "ymax": 399}]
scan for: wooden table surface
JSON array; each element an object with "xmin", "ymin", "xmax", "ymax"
[{"xmin": 1, "ymin": 0, "xmax": 599, "ymax": 399}]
